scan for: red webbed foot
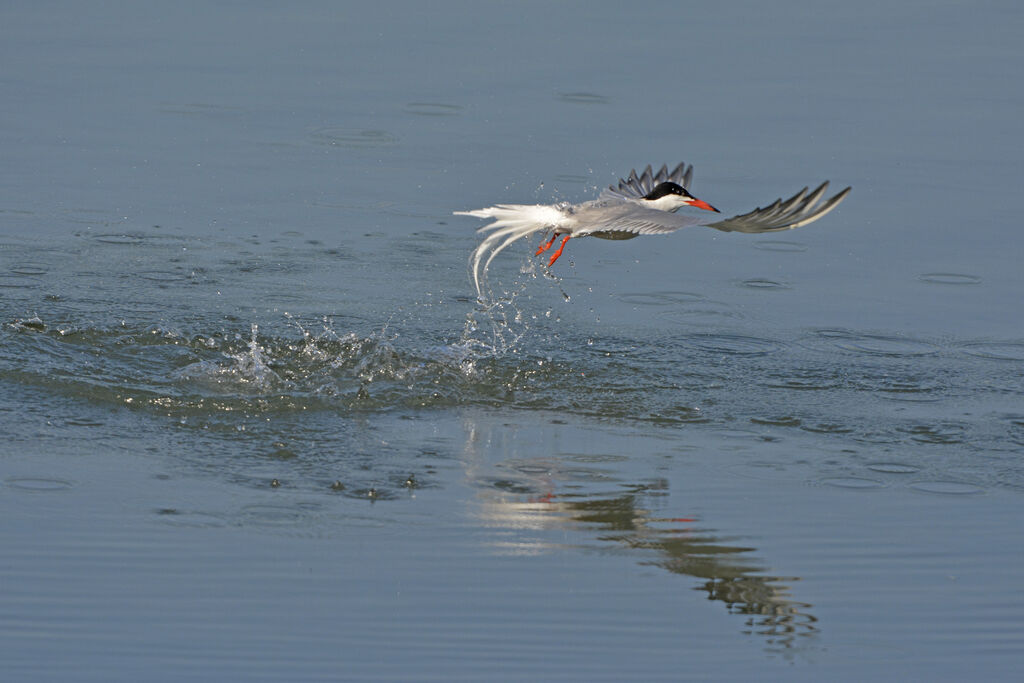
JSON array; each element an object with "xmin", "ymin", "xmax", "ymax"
[
  {"xmin": 535, "ymin": 233, "xmax": 558, "ymax": 255},
  {"xmin": 547, "ymin": 235, "xmax": 571, "ymax": 267}
]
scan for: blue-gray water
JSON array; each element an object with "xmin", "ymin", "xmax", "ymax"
[{"xmin": 2, "ymin": 1, "xmax": 1023, "ymax": 680}]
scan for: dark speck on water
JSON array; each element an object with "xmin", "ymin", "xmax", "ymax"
[{"xmin": 1, "ymin": 1, "xmax": 1023, "ymax": 681}]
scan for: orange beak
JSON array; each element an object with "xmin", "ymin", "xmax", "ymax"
[{"xmin": 689, "ymin": 197, "xmax": 719, "ymax": 213}]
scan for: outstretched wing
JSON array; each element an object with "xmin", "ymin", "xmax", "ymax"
[
  {"xmin": 705, "ymin": 182, "xmax": 851, "ymax": 233},
  {"xmin": 578, "ymin": 182, "xmax": 851, "ymax": 237},
  {"xmin": 598, "ymin": 162, "xmax": 694, "ymax": 201}
]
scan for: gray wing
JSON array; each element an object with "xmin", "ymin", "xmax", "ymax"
[
  {"xmin": 573, "ymin": 200, "xmax": 708, "ymax": 237},
  {"xmin": 705, "ymin": 182, "xmax": 851, "ymax": 233},
  {"xmin": 598, "ymin": 162, "xmax": 694, "ymax": 202},
  {"xmin": 578, "ymin": 182, "xmax": 850, "ymax": 237}
]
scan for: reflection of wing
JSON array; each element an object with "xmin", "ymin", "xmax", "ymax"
[
  {"xmin": 581, "ymin": 182, "xmax": 850, "ymax": 237},
  {"xmin": 599, "ymin": 163, "xmax": 694, "ymax": 201}
]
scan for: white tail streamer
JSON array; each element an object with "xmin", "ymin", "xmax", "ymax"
[{"xmin": 454, "ymin": 204, "xmax": 567, "ymax": 299}]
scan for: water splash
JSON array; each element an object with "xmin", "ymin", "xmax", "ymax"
[
  {"xmin": 173, "ymin": 324, "xmax": 282, "ymax": 393},
  {"xmin": 7, "ymin": 306, "xmax": 1023, "ymax": 468},
  {"xmin": 457, "ymin": 258, "xmax": 542, "ymax": 359}
]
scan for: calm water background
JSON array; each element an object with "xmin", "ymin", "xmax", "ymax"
[{"xmin": 2, "ymin": 1, "xmax": 1023, "ymax": 680}]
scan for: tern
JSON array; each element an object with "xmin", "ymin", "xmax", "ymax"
[{"xmin": 455, "ymin": 163, "xmax": 850, "ymax": 297}]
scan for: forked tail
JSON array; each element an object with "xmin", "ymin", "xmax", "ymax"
[{"xmin": 454, "ymin": 204, "xmax": 566, "ymax": 299}]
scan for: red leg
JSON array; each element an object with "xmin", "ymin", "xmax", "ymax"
[
  {"xmin": 547, "ymin": 235, "xmax": 571, "ymax": 266},
  {"xmin": 535, "ymin": 233, "xmax": 558, "ymax": 255}
]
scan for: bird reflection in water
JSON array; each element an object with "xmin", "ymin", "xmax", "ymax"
[{"xmin": 473, "ymin": 478, "xmax": 816, "ymax": 652}]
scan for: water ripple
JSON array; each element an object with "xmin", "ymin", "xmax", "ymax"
[
  {"xmin": 763, "ymin": 368, "xmax": 844, "ymax": 391},
  {"xmin": 157, "ymin": 102, "xmax": 244, "ymax": 116},
  {"xmin": 557, "ymin": 92, "xmax": 609, "ymax": 104},
  {"xmin": 0, "ymin": 275, "xmax": 41, "ymax": 288},
  {"xmin": 681, "ymin": 334, "xmax": 783, "ymax": 356},
  {"xmin": 61, "ymin": 208, "xmax": 126, "ymax": 226},
  {"xmin": 663, "ymin": 303, "xmax": 744, "ymax": 323},
  {"xmin": 5, "ymin": 477, "xmax": 74, "ymax": 492},
  {"xmin": 866, "ymin": 463, "xmax": 921, "ymax": 474},
  {"xmin": 727, "ymin": 462, "xmax": 800, "ymax": 482},
  {"xmin": 752, "ymin": 240, "xmax": 808, "ymax": 253},
  {"xmin": 908, "ymin": 481, "xmax": 984, "ymax": 495},
  {"xmin": 750, "ymin": 416, "xmax": 801, "ymax": 428},
  {"xmin": 308, "ymin": 127, "xmax": 398, "ymax": 148},
  {"xmin": 617, "ymin": 291, "xmax": 707, "ymax": 307},
  {"xmin": 869, "ymin": 375, "xmax": 945, "ymax": 402},
  {"xmin": 10, "ymin": 264, "xmax": 48, "ymax": 276},
  {"xmin": 155, "ymin": 509, "xmax": 229, "ymax": 528},
  {"xmin": 800, "ymin": 422, "xmax": 854, "ymax": 434},
  {"xmin": 239, "ymin": 502, "xmax": 321, "ymax": 527},
  {"xmin": 802, "ymin": 329, "xmax": 939, "ymax": 357},
  {"xmin": 820, "ymin": 477, "xmax": 885, "ymax": 489},
  {"xmin": 403, "ymin": 102, "xmax": 463, "ymax": 116},
  {"xmin": 138, "ymin": 270, "xmax": 189, "ymax": 283},
  {"xmin": 93, "ymin": 234, "xmax": 144, "ymax": 245},
  {"xmin": 918, "ymin": 272, "xmax": 982, "ymax": 285},
  {"xmin": 737, "ymin": 278, "xmax": 790, "ymax": 290},
  {"xmin": 899, "ymin": 422, "xmax": 967, "ymax": 445},
  {"xmin": 552, "ymin": 174, "xmax": 591, "ymax": 185},
  {"xmin": 958, "ymin": 341, "xmax": 1024, "ymax": 362}
]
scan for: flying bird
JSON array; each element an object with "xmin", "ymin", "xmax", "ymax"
[{"xmin": 455, "ymin": 163, "xmax": 850, "ymax": 297}]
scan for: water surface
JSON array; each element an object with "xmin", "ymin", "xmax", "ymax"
[{"xmin": 2, "ymin": 1, "xmax": 1023, "ymax": 680}]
